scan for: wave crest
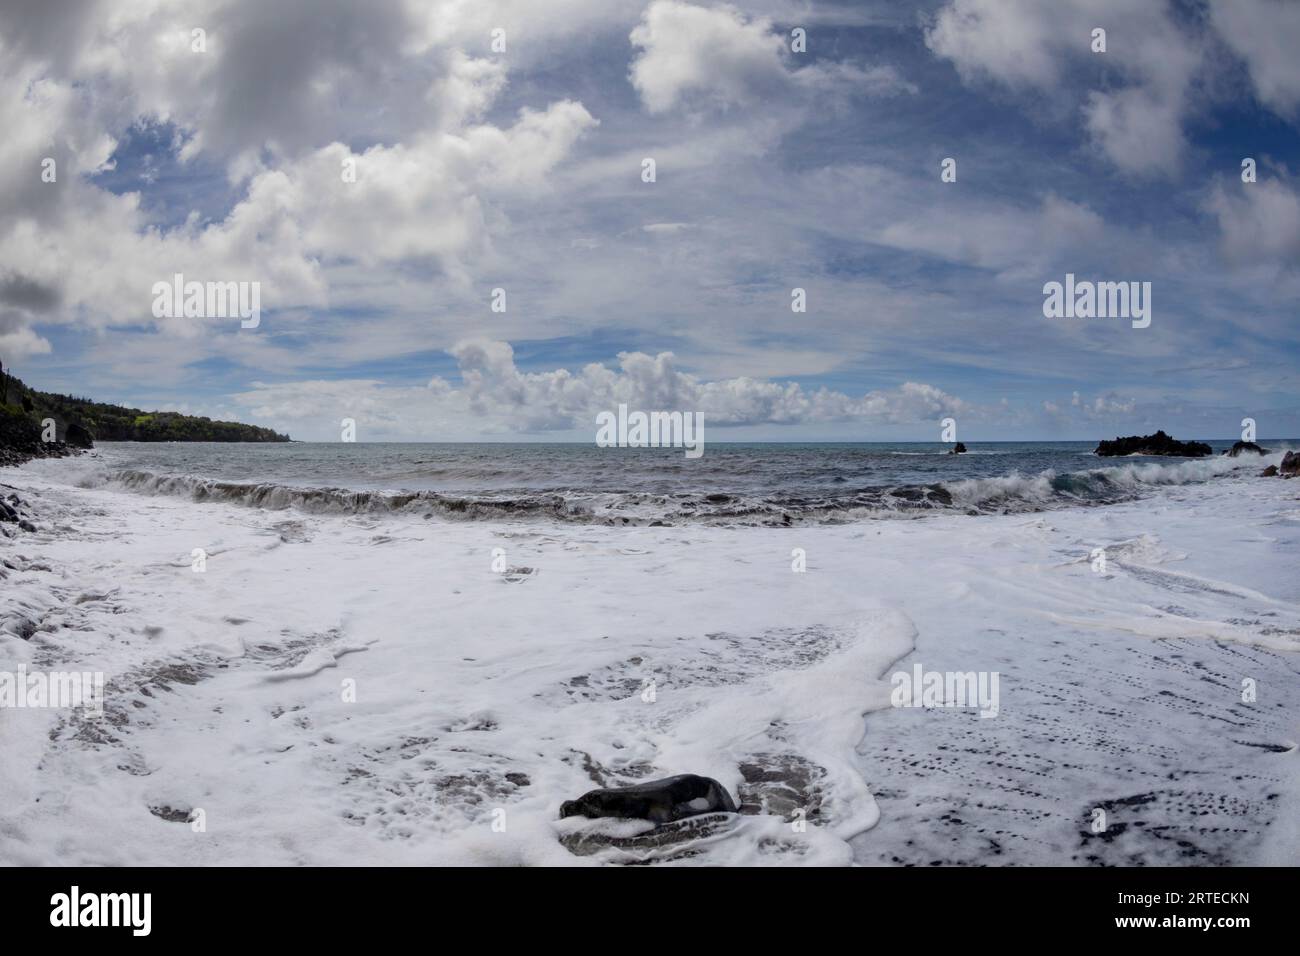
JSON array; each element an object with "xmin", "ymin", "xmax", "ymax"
[{"xmin": 83, "ymin": 450, "xmax": 1286, "ymax": 526}]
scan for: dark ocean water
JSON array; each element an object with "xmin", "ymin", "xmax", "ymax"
[{"xmin": 88, "ymin": 440, "xmax": 1293, "ymax": 525}]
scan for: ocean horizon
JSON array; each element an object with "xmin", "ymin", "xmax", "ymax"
[{"xmin": 35, "ymin": 439, "xmax": 1290, "ymax": 526}]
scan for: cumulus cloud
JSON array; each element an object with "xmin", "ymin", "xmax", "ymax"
[
  {"xmin": 1041, "ymin": 390, "xmax": 1138, "ymax": 423},
  {"xmin": 1085, "ymin": 392, "xmax": 1137, "ymax": 416},
  {"xmin": 1211, "ymin": 0, "xmax": 1300, "ymax": 117},
  {"xmin": 445, "ymin": 340, "xmax": 969, "ymax": 430},
  {"xmin": 629, "ymin": 0, "xmax": 911, "ymax": 114},
  {"xmin": 0, "ymin": 271, "xmax": 60, "ymax": 359},
  {"xmin": 0, "ymin": 1, "xmax": 598, "ymax": 341},
  {"xmin": 0, "ymin": 310, "xmax": 52, "ymax": 361},
  {"xmin": 0, "ymin": 0, "xmax": 546, "ymax": 169},
  {"xmin": 1206, "ymin": 176, "xmax": 1300, "ymax": 272},
  {"xmin": 232, "ymin": 340, "xmax": 972, "ymax": 439},
  {"xmin": 926, "ymin": 0, "xmax": 1204, "ymax": 176},
  {"xmin": 1083, "ymin": 86, "xmax": 1187, "ymax": 178},
  {"xmin": 234, "ymin": 99, "xmax": 596, "ymax": 276},
  {"xmin": 630, "ymin": 1, "xmax": 790, "ymax": 113},
  {"xmin": 924, "ymin": 0, "xmax": 1066, "ymax": 89}
]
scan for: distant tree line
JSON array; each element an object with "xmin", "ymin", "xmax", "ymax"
[{"xmin": 0, "ymin": 359, "xmax": 290, "ymax": 444}]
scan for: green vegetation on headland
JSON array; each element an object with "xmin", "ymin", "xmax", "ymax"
[{"xmin": 0, "ymin": 361, "xmax": 289, "ymax": 465}]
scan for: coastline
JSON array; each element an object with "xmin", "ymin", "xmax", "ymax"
[{"xmin": 1, "ymin": 457, "xmax": 1297, "ymax": 865}]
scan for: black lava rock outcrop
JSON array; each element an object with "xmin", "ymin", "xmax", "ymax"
[
  {"xmin": 0, "ymin": 405, "xmax": 78, "ymax": 467},
  {"xmin": 1094, "ymin": 431, "xmax": 1211, "ymax": 458}
]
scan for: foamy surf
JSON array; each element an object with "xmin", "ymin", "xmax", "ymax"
[{"xmin": 2, "ymin": 455, "xmax": 1297, "ymax": 866}]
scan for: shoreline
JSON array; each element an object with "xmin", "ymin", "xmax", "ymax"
[{"xmin": 1, "ymin": 459, "xmax": 1297, "ymax": 865}]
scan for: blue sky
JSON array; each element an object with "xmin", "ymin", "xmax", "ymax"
[{"xmin": 1, "ymin": 0, "xmax": 1298, "ymax": 441}]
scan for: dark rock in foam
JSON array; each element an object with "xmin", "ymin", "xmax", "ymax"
[
  {"xmin": 560, "ymin": 773, "xmax": 737, "ymax": 825},
  {"xmin": 1226, "ymin": 441, "xmax": 1268, "ymax": 456}
]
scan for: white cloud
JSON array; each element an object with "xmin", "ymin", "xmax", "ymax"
[
  {"xmin": 1088, "ymin": 393, "xmax": 1136, "ymax": 416},
  {"xmin": 0, "ymin": 4, "xmax": 598, "ymax": 340},
  {"xmin": 0, "ymin": 317, "xmax": 52, "ymax": 361},
  {"xmin": 233, "ymin": 98, "xmax": 597, "ymax": 278},
  {"xmin": 1042, "ymin": 390, "xmax": 1137, "ymax": 422},
  {"xmin": 1211, "ymin": 0, "xmax": 1300, "ymax": 117},
  {"xmin": 1207, "ymin": 176, "xmax": 1300, "ymax": 271},
  {"xmin": 629, "ymin": 1, "xmax": 791, "ymax": 113},
  {"xmin": 449, "ymin": 340, "xmax": 969, "ymax": 428},
  {"xmin": 928, "ymin": 0, "xmax": 1300, "ymax": 178},
  {"xmin": 925, "ymin": 0, "xmax": 1065, "ymax": 89},
  {"xmin": 926, "ymin": 0, "xmax": 1205, "ymax": 176},
  {"xmin": 629, "ymin": 0, "xmax": 911, "ymax": 114},
  {"xmin": 878, "ymin": 193, "xmax": 1105, "ymax": 277},
  {"xmin": 1083, "ymin": 86, "xmax": 1186, "ymax": 178},
  {"xmin": 232, "ymin": 340, "xmax": 972, "ymax": 439}
]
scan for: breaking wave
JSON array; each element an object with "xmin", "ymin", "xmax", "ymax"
[{"xmin": 84, "ymin": 450, "xmax": 1285, "ymax": 526}]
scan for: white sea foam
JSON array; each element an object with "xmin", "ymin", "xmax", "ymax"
[{"xmin": 2, "ymin": 457, "xmax": 1297, "ymax": 865}]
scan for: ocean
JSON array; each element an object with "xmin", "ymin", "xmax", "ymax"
[{"xmin": 74, "ymin": 439, "xmax": 1297, "ymax": 524}]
